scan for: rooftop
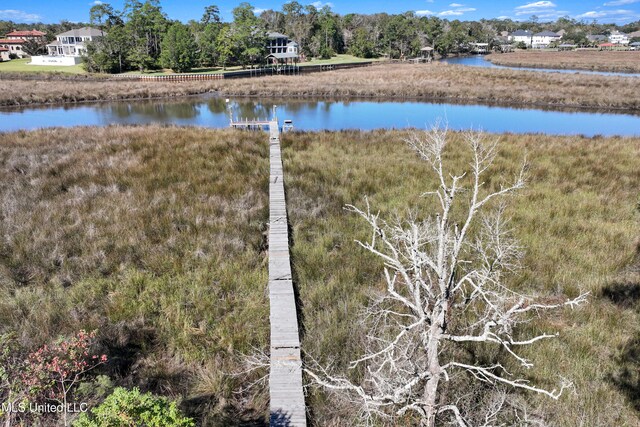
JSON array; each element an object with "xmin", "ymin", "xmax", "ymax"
[
  {"xmin": 6, "ymin": 30, "xmax": 46, "ymax": 37},
  {"xmin": 534, "ymin": 31, "xmax": 561, "ymax": 37},
  {"xmin": 510, "ymin": 30, "xmax": 532, "ymax": 36},
  {"xmin": 267, "ymin": 31, "xmax": 289, "ymax": 39},
  {"xmin": 57, "ymin": 27, "xmax": 105, "ymax": 38},
  {"xmin": 0, "ymin": 38, "xmax": 26, "ymax": 44}
]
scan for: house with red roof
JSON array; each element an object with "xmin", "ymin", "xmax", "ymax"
[
  {"xmin": 5, "ymin": 30, "xmax": 47, "ymax": 41},
  {"xmin": 0, "ymin": 29, "xmax": 47, "ymax": 59}
]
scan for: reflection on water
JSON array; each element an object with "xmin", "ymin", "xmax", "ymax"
[
  {"xmin": 108, "ymin": 102, "xmax": 199, "ymax": 120},
  {"xmin": 1, "ymin": 96, "xmax": 640, "ymax": 137},
  {"xmin": 441, "ymin": 55, "xmax": 640, "ymax": 78}
]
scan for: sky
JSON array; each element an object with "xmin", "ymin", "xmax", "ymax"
[{"xmin": 1, "ymin": 0, "xmax": 639, "ymax": 25}]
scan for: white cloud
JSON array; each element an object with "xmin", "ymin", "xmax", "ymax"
[
  {"xmin": 577, "ymin": 8, "xmax": 636, "ymax": 18},
  {"xmin": 91, "ymin": 0, "xmax": 104, "ymax": 5},
  {"xmin": 515, "ymin": 1, "xmax": 556, "ymax": 10},
  {"xmin": 310, "ymin": 1, "xmax": 334, "ymax": 8},
  {"xmin": 439, "ymin": 7, "xmax": 476, "ymax": 16},
  {"xmin": 416, "ymin": 9, "xmax": 435, "ymax": 16},
  {"xmin": 604, "ymin": 0, "xmax": 639, "ymax": 5},
  {"xmin": 449, "ymin": 3, "xmax": 464, "ymax": 6},
  {"xmin": 515, "ymin": 7, "xmax": 559, "ymax": 15},
  {"xmin": 0, "ymin": 9, "xmax": 42, "ymax": 22},
  {"xmin": 253, "ymin": 7, "xmax": 267, "ymax": 14}
]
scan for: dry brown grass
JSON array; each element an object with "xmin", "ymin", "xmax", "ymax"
[
  {"xmin": 282, "ymin": 130, "xmax": 640, "ymax": 425},
  {"xmin": 1, "ymin": 125, "xmax": 639, "ymax": 424},
  {"xmin": 1, "ymin": 63, "xmax": 640, "ymax": 111},
  {"xmin": 487, "ymin": 50, "xmax": 640, "ymax": 73},
  {"xmin": 0, "ymin": 125, "xmax": 270, "ymax": 424}
]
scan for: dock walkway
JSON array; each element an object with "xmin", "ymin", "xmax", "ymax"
[{"xmin": 267, "ymin": 120, "xmax": 307, "ymax": 426}]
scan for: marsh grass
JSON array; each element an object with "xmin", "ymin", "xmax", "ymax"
[
  {"xmin": 282, "ymin": 130, "xmax": 640, "ymax": 425},
  {"xmin": 2, "ymin": 126, "xmax": 639, "ymax": 425},
  {"xmin": 2, "ymin": 63, "xmax": 640, "ymax": 111},
  {"xmin": 487, "ymin": 51, "xmax": 640, "ymax": 74},
  {"xmin": 0, "ymin": 126, "xmax": 270, "ymax": 424}
]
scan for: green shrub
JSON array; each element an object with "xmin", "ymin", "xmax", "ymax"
[{"xmin": 73, "ymin": 387, "xmax": 194, "ymax": 427}]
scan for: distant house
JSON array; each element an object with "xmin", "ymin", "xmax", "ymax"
[
  {"xmin": 532, "ymin": 31, "xmax": 561, "ymax": 49},
  {"xmin": 5, "ymin": 29, "xmax": 46, "ymax": 42},
  {"xmin": 31, "ymin": 27, "xmax": 105, "ymax": 66},
  {"xmin": 0, "ymin": 30, "xmax": 47, "ymax": 59},
  {"xmin": 46, "ymin": 27, "xmax": 105, "ymax": 57},
  {"xmin": 470, "ymin": 42, "xmax": 489, "ymax": 53},
  {"xmin": 0, "ymin": 47, "xmax": 10, "ymax": 61},
  {"xmin": 266, "ymin": 31, "xmax": 299, "ymax": 64},
  {"xmin": 509, "ymin": 30, "xmax": 533, "ymax": 47},
  {"xmin": 0, "ymin": 38, "xmax": 27, "ymax": 58},
  {"xmin": 609, "ymin": 30, "xmax": 629, "ymax": 45}
]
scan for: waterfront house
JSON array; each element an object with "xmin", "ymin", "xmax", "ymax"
[
  {"xmin": 31, "ymin": 27, "xmax": 105, "ymax": 66},
  {"xmin": 532, "ymin": 31, "xmax": 561, "ymax": 49},
  {"xmin": 0, "ymin": 30, "xmax": 47, "ymax": 58},
  {"xmin": 609, "ymin": 30, "xmax": 629, "ymax": 45},
  {"xmin": 509, "ymin": 30, "xmax": 533, "ymax": 47},
  {"xmin": 266, "ymin": 31, "xmax": 299, "ymax": 64},
  {"xmin": 0, "ymin": 38, "xmax": 27, "ymax": 58},
  {"xmin": 5, "ymin": 30, "xmax": 46, "ymax": 42}
]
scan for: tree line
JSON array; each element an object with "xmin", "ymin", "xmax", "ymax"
[{"xmin": 1, "ymin": 1, "xmax": 639, "ymax": 73}]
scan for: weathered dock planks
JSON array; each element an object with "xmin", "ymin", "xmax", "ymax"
[{"xmin": 267, "ymin": 121, "xmax": 307, "ymax": 426}]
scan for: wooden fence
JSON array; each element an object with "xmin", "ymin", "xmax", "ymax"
[{"xmin": 111, "ymin": 61, "xmax": 374, "ymax": 82}]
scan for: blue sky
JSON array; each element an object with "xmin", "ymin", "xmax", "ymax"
[{"xmin": 2, "ymin": 0, "xmax": 639, "ymax": 24}]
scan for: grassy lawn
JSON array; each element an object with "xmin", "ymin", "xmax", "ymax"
[
  {"xmin": 486, "ymin": 50, "xmax": 640, "ymax": 73},
  {"xmin": 282, "ymin": 130, "xmax": 640, "ymax": 425},
  {"xmin": 299, "ymin": 53, "xmax": 385, "ymax": 66},
  {"xmin": 0, "ymin": 57, "xmax": 87, "ymax": 74},
  {"xmin": 120, "ymin": 55, "xmax": 383, "ymax": 75},
  {"xmin": 122, "ymin": 65, "xmax": 244, "ymax": 75}
]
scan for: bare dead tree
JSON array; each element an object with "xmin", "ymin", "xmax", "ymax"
[{"xmin": 304, "ymin": 125, "xmax": 588, "ymax": 426}]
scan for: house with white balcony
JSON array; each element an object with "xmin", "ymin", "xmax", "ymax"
[
  {"xmin": 609, "ymin": 30, "xmax": 629, "ymax": 45},
  {"xmin": 532, "ymin": 31, "xmax": 561, "ymax": 49},
  {"xmin": 31, "ymin": 27, "xmax": 105, "ymax": 66},
  {"xmin": 509, "ymin": 30, "xmax": 533, "ymax": 47},
  {"xmin": 266, "ymin": 31, "xmax": 299, "ymax": 64}
]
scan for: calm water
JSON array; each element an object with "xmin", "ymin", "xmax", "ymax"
[
  {"xmin": 441, "ymin": 55, "xmax": 640, "ymax": 78},
  {"xmin": 1, "ymin": 97, "xmax": 639, "ymax": 136}
]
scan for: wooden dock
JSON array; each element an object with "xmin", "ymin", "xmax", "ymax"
[
  {"xmin": 230, "ymin": 119, "xmax": 272, "ymax": 130},
  {"xmin": 267, "ymin": 120, "xmax": 307, "ymax": 426}
]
